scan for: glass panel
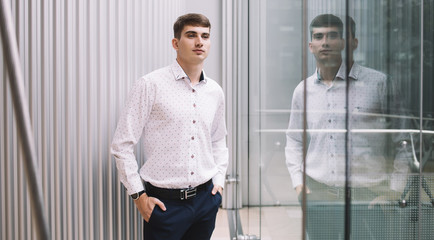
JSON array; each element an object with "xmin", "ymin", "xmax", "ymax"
[
  {"xmin": 258, "ymin": 0, "xmax": 303, "ymax": 205},
  {"xmin": 246, "ymin": 0, "xmax": 266, "ymax": 238},
  {"xmin": 299, "ymin": 2, "xmax": 349, "ymax": 240},
  {"xmin": 421, "ymin": 1, "xmax": 434, "ymax": 239},
  {"xmin": 347, "ymin": 1, "xmax": 421, "ymax": 239},
  {"xmin": 245, "ymin": 0, "xmax": 430, "ymax": 239},
  {"xmin": 247, "ymin": 0, "xmax": 304, "ymax": 239}
]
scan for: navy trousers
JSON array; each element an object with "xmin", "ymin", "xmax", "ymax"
[
  {"xmin": 301, "ymin": 177, "xmax": 386, "ymax": 240},
  {"xmin": 143, "ymin": 182, "xmax": 222, "ymax": 240}
]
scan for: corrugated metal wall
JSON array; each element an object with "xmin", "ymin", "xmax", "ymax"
[{"xmin": 0, "ymin": 0, "xmax": 185, "ymax": 239}]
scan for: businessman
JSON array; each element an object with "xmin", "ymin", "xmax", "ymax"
[{"xmin": 111, "ymin": 13, "xmax": 229, "ymax": 240}]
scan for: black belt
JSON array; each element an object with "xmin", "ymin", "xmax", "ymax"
[
  {"xmin": 145, "ymin": 179, "xmax": 212, "ymax": 200},
  {"xmin": 306, "ymin": 176, "xmax": 378, "ymax": 201}
]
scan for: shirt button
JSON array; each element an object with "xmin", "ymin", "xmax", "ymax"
[
  {"xmin": 189, "ymin": 185, "xmax": 192, "ymax": 188},
  {"xmin": 192, "ymin": 120, "xmax": 196, "ymax": 124},
  {"xmin": 191, "ymin": 155, "xmax": 194, "ymax": 158},
  {"xmin": 330, "ymin": 136, "xmax": 333, "ymax": 139},
  {"xmin": 192, "ymin": 89, "xmax": 196, "ymax": 93},
  {"xmin": 191, "ymin": 136, "xmax": 195, "ymax": 140},
  {"xmin": 191, "ymin": 172, "xmax": 194, "ymax": 175},
  {"xmin": 330, "ymin": 153, "xmax": 334, "ymax": 157},
  {"xmin": 328, "ymin": 119, "xmax": 331, "ymax": 123},
  {"xmin": 193, "ymin": 103, "xmax": 196, "ymax": 108}
]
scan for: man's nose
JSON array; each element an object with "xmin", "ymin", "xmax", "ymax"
[
  {"xmin": 195, "ymin": 37, "xmax": 204, "ymax": 47},
  {"xmin": 321, "ymin": 36, "xmax": 329, "ymax": 46}
]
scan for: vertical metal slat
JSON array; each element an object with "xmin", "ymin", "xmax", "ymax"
[{"xmin": 0, "ymin": 0, "xmax": 50, "ymax": 238}]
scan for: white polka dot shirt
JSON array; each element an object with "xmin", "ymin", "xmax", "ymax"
[
  {"xmin": 111, "ymin": 61, "xmax": 229, "ymax": 195},
  {"xmin": 285, "ymin": 62, "xmax": 410, "ymax": 191}
]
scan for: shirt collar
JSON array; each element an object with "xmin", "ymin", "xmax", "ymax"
[
  {"xmin": 336, "ymin": 61, "xmax": 360, "ymax": 80},
  {"xmin": 171, "ymin": 61, "xmax": 207, "ymax": 83},
  {"xmin": 315, "ymin": 61, "xmax": 361, "ymax": 83}
]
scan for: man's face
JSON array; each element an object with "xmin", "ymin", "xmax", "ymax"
[
  {"xmin": 309, "ymin": 26, "xmax": 345, "ymax": 65},
  {"xmin": 172, "ymin": 25, "xmax": 211, "ymax": 65}
]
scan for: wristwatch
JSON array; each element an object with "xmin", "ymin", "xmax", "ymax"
[{"xmin": 131, "ymin": 190, "xmax": 145, "ymax": 200}]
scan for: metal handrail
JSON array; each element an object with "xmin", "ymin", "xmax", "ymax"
[{"xmin": 0, "ymin": 0, "xmax": 50, "ymax": 239}]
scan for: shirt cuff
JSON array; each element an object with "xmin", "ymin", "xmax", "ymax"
[
  {"xmin": 212, "ymin": 174, "xmax": 225, "ymax": 189},
  {"xmin": 291, "ymin": 172, "xmax": 303, "ymax": 189},
  {"xmin": 126, "ymin": 174, "xmax": 145, "ymax": 195}
]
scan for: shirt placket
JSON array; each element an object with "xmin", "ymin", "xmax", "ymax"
[
  {"xmin": 188, "ymin": 85, "xmax": 198, "ymax": 186},
  {"xmin": 326, "ymin": 86, "xmax": 338, "ymax": 184}
]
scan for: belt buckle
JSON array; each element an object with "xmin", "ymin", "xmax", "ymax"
[
  {"xmin": 327, "ymin": 187, "xmax": 355, "ymax": 200},
  {"xmin": 180, "ymin": 187, "xmax": 197, "ymax": 200}
]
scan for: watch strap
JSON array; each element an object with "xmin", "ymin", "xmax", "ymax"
[{"xmin": 131, "ymin": 190, "xmax": 146, "ymax": 200}]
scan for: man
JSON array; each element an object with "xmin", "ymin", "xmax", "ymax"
[
  {"xmin": 285, "ymin": 14, "xmax": 410, "ymax": 239},
  {"xmin": 111, "ymin": 13, "xmax": 228, "ymax": 240}
]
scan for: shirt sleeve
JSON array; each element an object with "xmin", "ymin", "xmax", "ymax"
[
  {"xmin": 110, "ymin": 78, "xmax": 154, "ymax": 195},
  {"xmin": 386, "ymin": 76, "xmax": 411, "ymax": 192},
  {"xmin": 211, "ymin": 90, "xmax": 229, "ymax": 188},
  {"xmin": 285, "ymin": 84, "xmax": 305, "ymax": 189}
]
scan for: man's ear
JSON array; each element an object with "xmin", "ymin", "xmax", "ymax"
[
  {"xmin": 172, "ymin": 38, "xmax": 179, "ymax": 50},
  {"xmin": 308, "ymin": 42, "xmax": 313, "ymax": 53},
  {"xmin": 352, "ymin": 38, "xmax": 359, "ymax": 51}
]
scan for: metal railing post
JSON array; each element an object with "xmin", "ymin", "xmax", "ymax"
[{"xmin": 0, "ymin": 0, "xmax": 50, "ymax": 239}]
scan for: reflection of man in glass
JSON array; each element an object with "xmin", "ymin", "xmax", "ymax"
[{"xmin": 285, "ymin": 14, "xmax": 410, "ymax": 239}]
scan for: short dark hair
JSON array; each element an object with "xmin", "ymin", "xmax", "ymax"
[
  {"xmin": 309, "ymin": 14, "xmax": 343, "ymax": 39},
  {"xmin": 173, "ymin": 13, "xmax": 211, "ymax": 39},
  {"xmin": 346, "ymin": 16, "xmax": 356, "ymax": 38}
]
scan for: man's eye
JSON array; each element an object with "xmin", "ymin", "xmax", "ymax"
[
  {"xmin": 187, "ymin": 34, "xmax": 196, "ymax": 38},
  {"xmin": 328, "ymin": 32, "xmax": 339, "ymax": 39},
  {"xmin": 313, "ymin": 34, "xmax": 323, "ymax": 40},
  {"xmin": 202, "ymin": 35, "xmax": 210, "ymax": 39}
]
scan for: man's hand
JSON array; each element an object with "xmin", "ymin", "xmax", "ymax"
[
  {"xmin": 368, "ymin": 191, "xmax": 401, "ymax": 210},
  {"xmin": 133, "ymin": 193, "xmax": 166, "ymax": 222},
  {"xmin": 212, "ymin": 184, "xmax": 223, "ymax": 196},
  {"xmin": 295, "ymin": 184, "xmax": 311, "ymax": 196}
]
